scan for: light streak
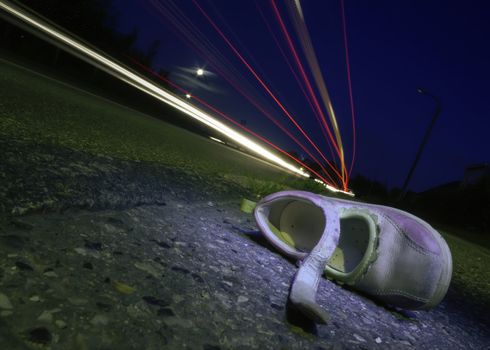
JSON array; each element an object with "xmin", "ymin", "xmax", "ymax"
[
  {"xmin": 209, "ymin": 136, "xmax": 225, "ymax": 144},
  {"xmin": 340, "ymin": 0, "xmax": 357, "ymax": 177},
  {"xmin": 191, "ymin": 0, "xmax": 339, "ymax": 181},
  {"xmin": 146, "ymin": 0, "xmax": 343, "ymax": 187},
  {"xmin": 149, "ymin": 0, "xmax": 280, "ymax": 124},
  {"xmin": 129, "ymin": 57, "xmax": 343, "ymax": 188},
  {"xmin": 277, "ymin": 0, "xmax": 349, "ymax": 188},
  {"xmin": 0, "ymin": 0, "xmax": 310, "ymax": 178},
  {"xmin": 271, "ymin": 0, "xmax": 342, "ymax": 160},
  {"xmin": 314, "ymin": 179, "xmax": 355, "ymax": 197},
  {"xmin": 256, "ymin": 1, "xmax": 338, "ymax": 165}
]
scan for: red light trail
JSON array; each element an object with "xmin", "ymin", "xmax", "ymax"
[
  {"xmin": 340, "ymin": 0, "xmax": 357, "ymax": 177},
  {"xmin": 146, "ymin": 0, "xmax": 357, "ymax": 191},
  {"xmin": 255, "ymin": 1, "xmax": 338, "ymax": 165},
  {"xmin": 129, "ymin": 57, "xmax": 339, "ymax": 187},
  {"xmin": 280, "ymin": 0, "xmax": 352, "ymax": 190},
  {"xmin": 269, "ymin": 0, "xmax": 344, "ymax": 164},
  {"xmin": 191, "ymin": 0, "xmax": 344, "ymax": 186},
  {"xmin": 146, "ymin": 0, "xmax": 344, "ymax": 185}
]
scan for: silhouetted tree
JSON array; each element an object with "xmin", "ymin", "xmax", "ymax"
[
  {"xmin": 15, "ymin": 0, "xmax": 160, "ymax": 66},
  {"xmin": 349, "ymin": 175, "xmax": 388, "ymax": 201}
]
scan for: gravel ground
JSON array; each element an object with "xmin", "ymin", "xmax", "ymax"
[{"xmin": 0, "ymin": 136, "xmax": 489, "ymax": 350}]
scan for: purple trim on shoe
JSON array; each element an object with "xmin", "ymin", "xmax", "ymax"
[{"xmin": 384, "ymin": 209, "xmax": 441, "ymax": 255}]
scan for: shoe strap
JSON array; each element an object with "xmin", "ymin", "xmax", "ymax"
[{"xmin": 288, "ymin": 205, "xmax": 341, "ymax": 323}]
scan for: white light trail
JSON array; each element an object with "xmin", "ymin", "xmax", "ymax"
[
  {"xmin": 314, "ymin": 178, "xmax": 355, "ymax": 197},
  {"xmin": 0, "ymin": 1, "xmax": 309, "ymax": 178},
  {"xmin": 209, "ymin": 136, "xmax": 225, "ymax": 144}
]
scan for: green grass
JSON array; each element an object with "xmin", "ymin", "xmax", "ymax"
[
  {"xmin": 440, "ymin": 230, "xmax": 490, "ymax": 304},
  {"xmin": 0, "ymin": 59, "xmax": 327, "ymax": 197}
]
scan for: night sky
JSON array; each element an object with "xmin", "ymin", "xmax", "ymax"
[{"xmin": 111, "ymin": 0, "xmax": 489, "ymax": 192}]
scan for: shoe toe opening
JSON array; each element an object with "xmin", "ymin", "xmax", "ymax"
[
  {"xmin": 328, "ymin": 216, "xmax": 371, "ymax": 273},
  {"xmin": 266, "ymin": 198, "xmax": 326, "ymax": 252}
]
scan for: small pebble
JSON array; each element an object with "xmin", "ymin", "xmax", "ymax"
[
  {"xmin": 0, "ymin": 293, "xmax": 13, "ymax": 309},
  {"xmin": 172, "ymin": 295, "xmax": 185, "ymax": 304},
  {"xmin": 353, "ymin": 333, "xmax": 366, "ymax": 342},
  {"xmin": 113, "ymin": 281, "xmax": 135, "ymax": 294},
  {"xmin": 222, "ymin": 281, "xmax": 233, "ymax": 288},
  {"xmin": 37, "ymin": 310, "xmax": 53, "ymax": 323},
  {"xmin": 44, "ymin": 271, "xmax": 58, "ymax": 278},
  {"xmin": 375, "ymin": 337, "xmax": 382, "ymax": 344},
  {"xmin": 74, "ymin": 247, "xmax": 87, "ymax": 256},
  {"xmin": 55, "ymin": 320, "xmax": 67, "ymax": 329},
  {"xmin": 237, "ymin": 296, "xmax": 249, "ymax": 303},
  {"xmin": 90, "ymin": 314, "xmax": 109, "ymax": 326}
]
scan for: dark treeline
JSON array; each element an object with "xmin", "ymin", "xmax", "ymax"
[
  {"xmin": 0, "ymin": 0, "xmax": 213, "ymax": 136},
  {"xmin": 350, "ymin": 173, "xmax": 490, "ymax": 234},
  {"xmin": 11, "ymin": 0, "xmax": 158, "ymax": 66},
  {"xmin": 412, "ymin": 175, "xmax": 490, "ymax": 233}
]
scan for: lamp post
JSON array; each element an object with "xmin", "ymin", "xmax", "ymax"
[{"xmin": 399, "ymin": 88, "xmax": 442, "ymax": 200}]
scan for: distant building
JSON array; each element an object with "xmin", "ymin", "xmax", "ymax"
[{"xmin": 461, "ymin": 163, "xmax": 490, "ymax": 188}]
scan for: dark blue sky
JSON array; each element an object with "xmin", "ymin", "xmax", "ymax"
[{"xmin": 112, "ymin": 0, "xmax": 490, "ymax": 192}]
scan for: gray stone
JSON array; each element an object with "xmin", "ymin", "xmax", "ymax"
[
  {"xmin": 55, "ymin": 320, "xmax": 67, "ymax": 329},
  {"xmin": 44, "ymin": 271, "xmax": 58, "ymax": 278},
  {"xmin": 74, "ymin": 247, "xmax": 87, "ymax": 256},
  {"xmin": 134, "ymin": 262, "xmax": 160, "ymax": 278},
  {"xmin": 37, "ymin": 310, "xmax": 53, "ymax": 323},
  {"xmin": 237, "ymin": 296, "xmax": 249, "ymax": 303},
  {"xmin": 90, "ymin": 314, "xmax": 109, "ymax": 326},
  {"xmin": 0, "ymin": 293, "xmax": 13, "ymax": 309},
  {"xmin": 353, "ymin": 333, "xmax": 366, "ymax": 342}
]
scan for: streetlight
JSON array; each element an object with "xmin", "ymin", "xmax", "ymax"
[
  {"xmin": 185, "ymin": 93, "xmax": 191, "ymax": 99},
  {"xmin": 399, "ymin": 88, "xmax": 442, "ymax": 200},
  {"xmin": 196, "ymin": 68, "xmax": 204, "ymax": 76}
]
